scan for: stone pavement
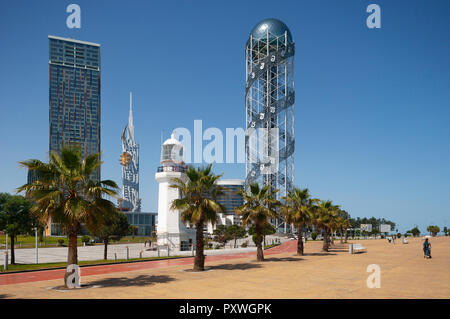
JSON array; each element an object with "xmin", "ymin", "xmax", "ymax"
[
  {"xmin": 1, "ymin": 237, "xmax": 449, "ymax": 298},
  {"xmin": 0, "ymin": 239, "xmax": 296, "ymax": 286}
]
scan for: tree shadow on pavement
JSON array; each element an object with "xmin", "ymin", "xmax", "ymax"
[
  {"xmin": 303, "ymin": 252, "xmax": 336, "ymax": 256},
  {"xmin": 206, "ymin": 263, "xmax": 263, "ymax": 271},
  {"xmin": 88, "ymin": 274, "xmax": 175, "ymax": 288},
  {"xmin": 329, "ymin": 247, "xmax": 348, "ymax": 252},
  {"xmin": 263, "ymin": 257, "xmax": 303, "ymax": 262},
  {"xmin": 0, "ymin": 294, "xmax": 12, "ymax": 299}
]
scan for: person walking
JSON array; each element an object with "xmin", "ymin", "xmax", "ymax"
[
  {"xmin": 392, "ymin": 236, "xmax": 396, "ymax": 245},
  {"xmin": 423, "ymin": 238, "xmax": 432, "ymax": 258}
]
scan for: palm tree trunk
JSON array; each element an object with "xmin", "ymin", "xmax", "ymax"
[
  {"xmin": 297, "ymin": 223, "xmax": 304, "ymax": 255},
  {"xmin": 256, "ymin": 224, "xmax": 264, "ymax": 261},
  {"xmin": 234, "ymin": 237, "xmax": 237, "ymax": 248},
  {"xmin": 10, "ymin": 235, "xmax": 15, "ymax": 264},
  {"xmin": 194, "ymin": 221, "xmax": 205, "ymax": 271},
  {"xmin": 344, "ymin": 230, "xmax": 348, "ymax": 243},
  {"xmin": 340, "ymin": 227, "xmax": 344, "ymax": 244},
  {"xmin": 322, "ymin": 228, "xmax": 329, "ymax": 252},
  {"xmin": 64, "ymin": 231, "xmax": 78, "ymax": 287},
  {"xmin": 67, "ymin": 233, "xmax": 78, "ymax": 264},
  {"xmin": 103, "ymin": 239, "xmax": 108, "ymax": 260}
]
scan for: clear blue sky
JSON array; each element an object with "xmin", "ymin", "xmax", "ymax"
[{"xmin": 0, "ymin": 0, "xmax": 449, "ymax": 233}]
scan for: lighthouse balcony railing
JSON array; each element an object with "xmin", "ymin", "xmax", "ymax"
[{"xmin": 157, "ymin": 165, "xmax": 186, "ymax": 173}]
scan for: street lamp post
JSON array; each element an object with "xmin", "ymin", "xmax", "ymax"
[
  {"xmin": 4, "ymin": 232, "xmax": 8, "ymax": 270},
  {"xmin": 34, "ymin": 227, "xmax": 38, "ymax": 264}
]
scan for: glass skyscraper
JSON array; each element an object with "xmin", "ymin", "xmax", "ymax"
[
  {"xmin": 216, "ymin": 179, "xmax": 244, "ymax": 226},
  {"xmin": 205, "ymin": 179, "xmax": 244, "ymax": 233},
  {"xmin": 48, "ymin": 35, "xmax": 101, "ymax": 179},
  {"xmin": 216, "ymin": 180, "xmax": 244, "ymax": 215}
]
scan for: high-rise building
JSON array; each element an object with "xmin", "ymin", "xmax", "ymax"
[
  {"xmin": 47, "ymin": 35, "xmax": 101, "ymax": 236},
  {"xmin": 206, "ymin": 179, "xmax": 244, "ymax": 233},
  {"xmin": 119, "ymin": 92, "xmax": 141, "ymax": 212},
  {"xmin": 245, "ymin": 19, "xmax": 295, "ymax": 233},
  {"xmin": 216, "ymin": 180, "xmax": 244, "ymax": 216},
  {"xmin": 48, "ymin": 35, "xmax": 101, "ymax": 179},
  {"xmin": 27, "ymin": 169, "xmax": 40, "ymax": 185}
]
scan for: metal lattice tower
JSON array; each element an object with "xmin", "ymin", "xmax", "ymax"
[{"xmin": 245, "ymin": 19, "xmax": 295, "ymax": 233}]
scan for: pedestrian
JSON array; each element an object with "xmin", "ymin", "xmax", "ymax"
[
  {"xmin": 423, "ymin": 238, "xmax": 432, "ymax": 258},
  {"xmin": 392, "ymin": 236, "xmax": 396, "ymax": 245},
  {"xmin": 388, "ymin": 237, "xmax": 391, "ymax": 243}
]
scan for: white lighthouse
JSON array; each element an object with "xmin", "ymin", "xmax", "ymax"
[{"xmin": 155, "ymin": 133, "xmax": 195, "ymax": 250}]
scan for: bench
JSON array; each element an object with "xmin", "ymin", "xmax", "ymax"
[{"xmin": 349, "ymin": 243, "xmax": 367, "ymax": 254}]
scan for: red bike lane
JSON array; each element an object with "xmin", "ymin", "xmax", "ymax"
[{"xmin": 0, "ymin": 240, "xmax": 296, "ymax": 286}]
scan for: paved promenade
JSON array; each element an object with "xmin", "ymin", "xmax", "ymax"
[
  {"xmin": 1, "ymin": 237, "xmax": 449, "ymax": 298},
  {"xmin": 2, "ymin": 235, "xmax": 289, "ymax": 264},
  {"xmin": 0, "ymin": 240, "xmax": 295, "ymax": 286}
]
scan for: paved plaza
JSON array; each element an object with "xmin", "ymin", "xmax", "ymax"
[{"xmin": 0, "ymin": 237, "xmax": 449, "ymax": 299}]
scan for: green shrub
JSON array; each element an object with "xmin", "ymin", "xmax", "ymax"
[
  {"xmin": 81, "ymin": 235, "xmax": 90, "ymax": 244},
  {"xmin": 252, "ymin": 234, "xmax": 257, "ymax": 245},
  {"xmin": 57, "ymin": 239, "xmax": 65, "ymax": 246},
  {"xmin": 311, "ymin": 232, "xmax": 317, "ymax": 240},
  {"xmin": 241, "ymin": 241, "xmax": 248, "ymax": 248},
  {"xmin": 214, "ymin": 244, "xmax": 221, "ymax": 249}
]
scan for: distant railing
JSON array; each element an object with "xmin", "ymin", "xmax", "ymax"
[{"xmin": 157, "ymin": 165, "xmax": 186, "ymax": 173}]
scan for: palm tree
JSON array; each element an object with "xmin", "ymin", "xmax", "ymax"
[
  {"xmin": 281, "ymin": 188, "xmax": 313, "ymax": 255},
  {"xmin": 170, "ymin": 164, "xmax": 224, "ymax": 271},
  {"xmin": 341, "ymin": 218, "xmax": 352, "ymax": 243},
  {"xmin": 327, "ymin": 206, "xmax": 341, "ymax": 246},
  {"xmin": 312, "ymin": 200, "xmax": 338, "ymax": 252},
  {"xmin": 235, "ymin": 183, "xmax": 280, "ymax": 261},
  {"xmin": 17, "ymin": 146, "xmax": 118, "ymax": 286},
  {"xmin": 334, "ymin": 209, "xmax": 351, "ymax": 244}
]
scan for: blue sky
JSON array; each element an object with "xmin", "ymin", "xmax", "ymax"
[{"xmin": 0, "ymin": 0, "xmax": 449, "ymax": 233}]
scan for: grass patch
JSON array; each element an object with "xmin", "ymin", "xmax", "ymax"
[
  {"xmin": 0, "ymin": 235, "xmax": 152, "ymax": 249},
  {"xmin": 0, "ymin": 255, "xmax": 184, "ymax": 273},
  {"xmin": 264, "ymin": 243, "xmax": 281, "ymax": 250}
]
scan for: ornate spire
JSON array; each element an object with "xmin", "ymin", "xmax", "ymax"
[
  {"xmin": 120, "ymin": 91, "xmax": 140, "ymax": 212},
  {"xmin": 128, "ymin": 91, "xmax": 135, "ymax": 141}
]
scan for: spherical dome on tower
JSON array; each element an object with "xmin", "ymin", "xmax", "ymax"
[{"xmin": 249, "ymin": 18, "xmax": 293, "ymax": 43}]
